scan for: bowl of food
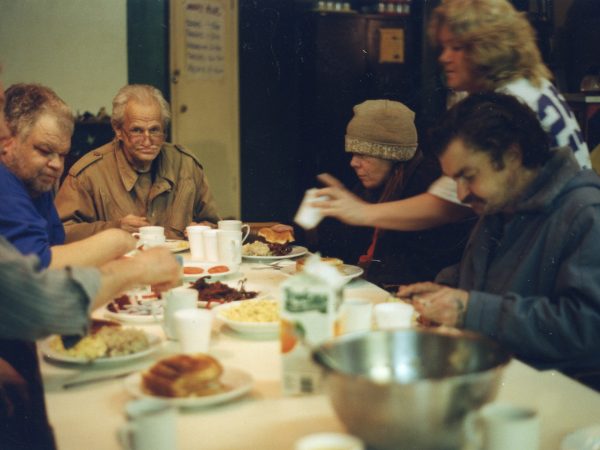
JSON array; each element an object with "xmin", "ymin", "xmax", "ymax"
[
  {"xmin": 313, "ymin": 329, "xmax": 511, "ymax": 450},
  {"xmin": 213, "ymin": 299, "xmax": 279, "ymax": 335}
]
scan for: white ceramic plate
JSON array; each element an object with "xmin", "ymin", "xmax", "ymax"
[
  {"xmin": 164, "ymin": 239, "xmax": 190, "ymax": 253},
  {"xmin": 40, "ymin": 333, "xmax": 162, "ymax": 365},
  {"xmin": 281, "ymin": 264, "xmax": 364, "ymax": 284},
  {"xmin": 242, "ymin": 245, "xmax": 308, "ymax": 261},
  {"xmin": 182, "ymin": 262, "xmax": 238, "ymax": 281},
  {"xmin": 212, "ymin": 300, "xmax": 279, "ymax": 335},
  {"xmin": 103, "ymin": 304, "xmax": 164, "ymax": 324},
  {"xmin": 124, "ymin": 366, "xmax": 253, "ymax": 408},
  {"xmin": 187, "ymin": 278, "xmax": 261, "ymax": 309},
  {"xmin": 561, "ymin": 425, "xmax": 600, "ymax": 450}
]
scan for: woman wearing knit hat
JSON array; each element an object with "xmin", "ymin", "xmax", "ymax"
[
  {"xmin": 315, "ymin": 100, "xmax": 474, "ymax": 287},
  {"xmin": 315, "ymin": 0, "xmax": 589, "ymax": 236}
]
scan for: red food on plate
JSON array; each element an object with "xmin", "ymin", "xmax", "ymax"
[
  {"xmin": 183, "ymin": 266, "xmax": 205, "ymax": 275},
  {"xmin": 208, "ymin": 265, "xmax": 229, "ymax": 274}
]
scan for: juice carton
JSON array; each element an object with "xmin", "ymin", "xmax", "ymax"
[{"xmin": 280, "ymin": 254, "xmax": 345, "ymax": 395}]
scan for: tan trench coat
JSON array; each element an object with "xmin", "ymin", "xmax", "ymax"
[{"xmin": 56, "ymin": 140, "xmax": 220, "ymax": 242}]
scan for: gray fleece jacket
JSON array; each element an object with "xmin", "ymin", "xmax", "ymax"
[{"xmin": 437, "ymin": 147, "xmax": 600, "ymax": 373}]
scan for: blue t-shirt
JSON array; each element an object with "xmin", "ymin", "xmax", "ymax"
[{"xmin": 0, "ymin": 164, "xmax": 65, "ymax": 268}]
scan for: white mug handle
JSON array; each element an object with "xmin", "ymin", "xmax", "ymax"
[
  {"xmin": 117, "ymin": 423, "xmax": 136, "ymax": 450},
  {"xmin": 241, "ymin": 224, "xmax": 250, "ymax": 243}
]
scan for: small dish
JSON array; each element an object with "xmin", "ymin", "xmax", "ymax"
[
  {"xmin": 281, "ymin": 264, "xmax": 364, "ymax": 284},
  {"xmin": 182, "ymin": 262, "xmax": 238, "ymax": 281}
]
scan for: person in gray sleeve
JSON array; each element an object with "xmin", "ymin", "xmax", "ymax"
[{"xmin": 398, "ymin": 92, "xmax": 600, "ymax": 388}]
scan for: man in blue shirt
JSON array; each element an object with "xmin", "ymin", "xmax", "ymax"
[{"xmin": 1, "ymin": 83, "xmax": 132, "ymax": 268}]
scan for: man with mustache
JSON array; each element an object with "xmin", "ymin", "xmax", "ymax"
[
  {"xmin": 0, "ymin": 83, "xmax": 133, "ymax": 268},
  {"xmin": 398, "ymin": 92, "xmax": 600, "ymax": 384},
  {"xmin": 56, "ymin": 84, "xmax": 220, "ymax": 242}
]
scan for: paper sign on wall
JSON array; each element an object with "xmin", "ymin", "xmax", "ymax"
[
  {"xmin": 379, "ymin": 28, "xmax": 405, "ymax": 64},
  {"xmin": 184, "ymin": 0, "xmax": 225, "ymax": 79}
]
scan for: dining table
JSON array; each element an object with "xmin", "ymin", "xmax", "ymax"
[{"xmin": 39, "ymin": 254, "xmax": 600, "ymax": 450}]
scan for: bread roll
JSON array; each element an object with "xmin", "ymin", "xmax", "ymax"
[
  {"xmin": 142, "ymin": 354, "xmax": 224, "ymax": 397},
  {"xmin": 257, "ymin": 227, "xmax": 294, "ymax": 244}
]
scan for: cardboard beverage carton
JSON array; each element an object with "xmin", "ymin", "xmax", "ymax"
[{"xmin": 280, "ymin": 255, "xmax": 345, "ymax": 395}]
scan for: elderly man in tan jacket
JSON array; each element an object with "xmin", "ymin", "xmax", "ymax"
[{"xmin": 56, "ymin": 84, "xmax": 220, "ymax": 242}]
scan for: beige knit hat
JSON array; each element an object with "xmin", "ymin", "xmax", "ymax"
[{"xmin": 345, "ymin": 99, "xmax": 418, "ymax": 161}]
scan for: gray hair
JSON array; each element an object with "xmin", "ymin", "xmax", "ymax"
[
  {"xmin": 4, "ymin": 83, "xmax": 74, "ymax": 139},
  {"xmin": 111, "ymin": 84, "xmax": 171, "ymax": 129}
]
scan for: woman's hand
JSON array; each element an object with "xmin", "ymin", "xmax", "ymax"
[{"xmin": 314, "ymin": 173, "xmax": 370, "ymax": 226}]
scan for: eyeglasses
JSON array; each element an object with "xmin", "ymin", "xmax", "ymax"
[{"xmin": 124, "ymin": 126, "xmax": 165, "ymax": 142}]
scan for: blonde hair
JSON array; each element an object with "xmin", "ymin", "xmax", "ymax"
[{"xmin": 428, "ymin": 0, "xmax": 551, "ymax": 90}]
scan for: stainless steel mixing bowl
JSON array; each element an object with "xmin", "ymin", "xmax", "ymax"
[{"xmin": 313, "ymin": 329, "xmax": 511, "ymax": 450}]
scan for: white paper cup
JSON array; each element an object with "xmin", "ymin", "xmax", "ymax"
[
  {"xmin": 464, "ymin": 402, "xmax": 539, "ymax": 450},
  {"xmin": 340, "ymin": 298, "xmax": 373, "ymax": 334},
  {"xmin": 174, "ymin": 308, "xmax": 213, "ymax": 354},
  {"xmin": 217, "ymin": 229, "xmax": 242, "ymax": 265},
  {"xmin": 295, "ymin": 432, "xmax": 364, "ymax": 450},
  {"xmin": 117, "ymin": 398, "xmax": 177, "ymax": 450},
  {"xmin": 187, "ymin": 225, "xmax": 210, "ymax": 261},
  {"xmin": 294, "ymin": 188, "xmax": 327, "ymax": 230},
  {"xmin": 218, "ymin": 220, "xmax": 250, "ymax": 242},
  {"xmin": 163, "ymin": 287, "xmax": 198, "ymax": 340},
  {"xmin": 202, "ymin": 229, "xmax": 219, "ymax": 262},
  {"xmin": 374, "ymin": 302, "xmax": 414, "ymax": 330}
]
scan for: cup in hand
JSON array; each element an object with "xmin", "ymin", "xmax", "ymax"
[
  {"xmin": 174, "ymin": 308, "xmax": 213, "ymax": 354},
  {"xmin": 218, "ymin": 220, "xmax": 250, "ymax": 243},
  {"xmin": 186, "ymin": 225, "xmax": 211, "ymax": 261},
  {"xmin": 202, "ymin": 229, "xmax": 219, "ymax": 262},
  {"xmin": 374, "ymin": 302, "xmax": 414, "ymax": 330},
  {"xmin": 133, "ymin": 226, "xmax": 165, "ymax": 249},
  {"xmin": 294, "ymin": 188, "xmax": 328, "ymax": 230},
  {"xmin": 217, "ymin": 230, "xmax": 242, "ymax": 265},
  {"xmin": 117, "ymin": 398, "xmax": 177, "ymax": 450},
  {"xmin": 340, "ymin": 298, "xmax": 373, "ymax": 334},
  {"xmin": 464, "ymin": 402, "xmax": 539, "ymax": 450},
  {"xmin": 163, "ymin": 286, "xmax": 198, "ymax": 340}
]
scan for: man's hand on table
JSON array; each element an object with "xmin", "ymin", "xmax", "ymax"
[
  {"xmin": 397, "ymin": 282, "xmax": 470, "ymax": 327},
  {"xmin": 119, "ymin": 214, "xmax": 151, "ymax": 233}
]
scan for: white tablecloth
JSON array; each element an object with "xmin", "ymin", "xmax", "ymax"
[{"xmin": 40, "ymin": 261, "xmax": 600, "ymax": 450}]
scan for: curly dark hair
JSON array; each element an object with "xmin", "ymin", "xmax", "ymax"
[
  {"xmin": 4, "ymin": 83, "xmax": 73, "ymax": 139},
  {"xmin": 429, "ymin": 92, "xmax": 551, "ymax": 169}
]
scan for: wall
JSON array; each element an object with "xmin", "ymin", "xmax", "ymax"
[{"xmin": 0, "ymin": 0, "xmax": 127, "ymax": 115}]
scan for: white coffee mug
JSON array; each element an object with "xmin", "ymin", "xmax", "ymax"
[
  {"xmin": 202, "ymin": 229, "xmax": 219, "ymax": 262},
  {"xmin": 374, "ymin": 302, "xmax": 414, "ymax": 330},
  {"xmin": 218, "ymin": 220, "xmax": 250, "ymax": 242},
  {"xmin": 186, "ymin": 225, "xmax": 211, "ymax": 261},
  {"xmin": 117, "ymin": 398, "xmax": 177, "ymax": 450},
  {"xmin": 464, "ymin": 402, "xmax": 540, "ymax": 450},
  {"xmin": 217, "ymin": 229, "xmax": 242, "ymax": 265},
  {"xmin": 133, "ymin": 226, "xmax": 166, "ymax": 249},
  {"xmin": 174, "ymin": 308, "xmax": 213, "ymax": 354},
  {"xmin": 340, "ymin": 298, "xmax": 373, "ymax": 334},
  {"xmin": 163, "ymin": 287, "xmax": 198, "ymax": 340}
]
